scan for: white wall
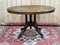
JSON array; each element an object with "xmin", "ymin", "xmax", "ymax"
[{"xmin": 0, "ymin": 0, "xmax": 60, "ymax": 24}]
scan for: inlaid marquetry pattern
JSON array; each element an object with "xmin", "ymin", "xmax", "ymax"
[{"xmin": 7, "ymin": 5, "xmax": 55, "ymax": 14}]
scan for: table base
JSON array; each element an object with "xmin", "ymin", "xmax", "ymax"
[{"xmin": 18, "ymin": 14, "xmax": 44, "ymax": 39}]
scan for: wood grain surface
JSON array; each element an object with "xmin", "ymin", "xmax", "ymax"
[{"xmin": 7, "ymin": 5, "xmax": 55, "ymax": 14}]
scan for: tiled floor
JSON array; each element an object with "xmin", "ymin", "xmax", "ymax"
[{"xmin": 0, "ymin": 26, "xmax": 60, "ymax": 45}]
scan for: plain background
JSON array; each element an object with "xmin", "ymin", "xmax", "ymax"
[{"xmin": 0, "ymin": 0, "xmax": 60, "ymax": 24}]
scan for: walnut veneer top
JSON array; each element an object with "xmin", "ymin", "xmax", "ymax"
[{"xmin": 7, "ymin": 5, "xmax": 55, "ymax": 14}]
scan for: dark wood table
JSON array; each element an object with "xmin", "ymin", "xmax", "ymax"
[{"xmin": 7, "ymin": 5, "xmax": 55, "ymax": 39}]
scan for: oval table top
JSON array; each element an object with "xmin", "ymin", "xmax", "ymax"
[{"xmin": 7, "ymin": 5, "xmax": 55, "ymax": 14}]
